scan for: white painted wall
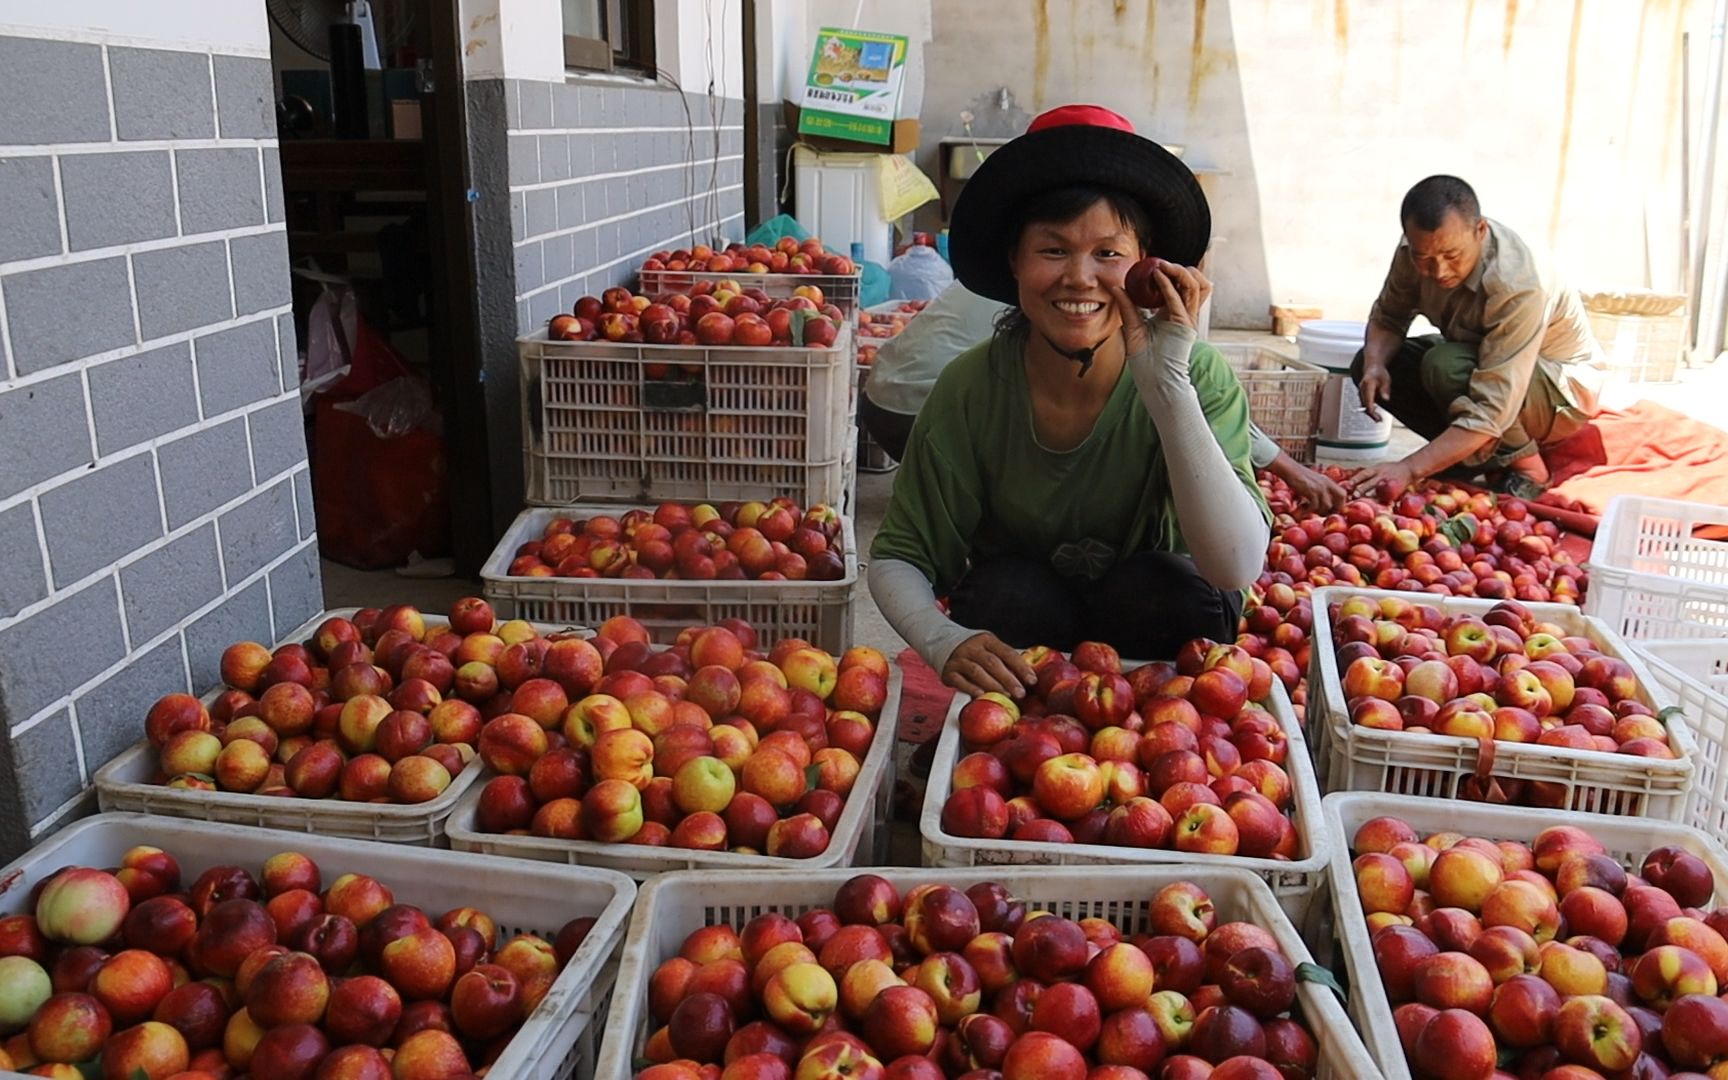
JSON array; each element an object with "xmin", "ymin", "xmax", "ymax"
[
  {"xmin": 655, "ymin": 0, "xmax": 745, "ymax": 99},
  {"xmin": 460, "ymin": 0, "xmax": 746, "ymax": 96},
  {"xmin": 0, "ymin": 0, "xmax": 269, "ymax": 53},
  {"xmin": 917, "ymin": 0, "xmax": 1720, "ymax": 329},
  {"xmin": 459, "ymin": 0, "xmax": 564, "ymax": 81},
  {"xmin": 758, "ymin": 0, "xmax": 805, "ymax": 101}
]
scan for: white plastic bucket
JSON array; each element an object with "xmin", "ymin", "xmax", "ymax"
[{"xmin": 1298, "ymin": 320, "xmax": 1392, "ymax": 461}]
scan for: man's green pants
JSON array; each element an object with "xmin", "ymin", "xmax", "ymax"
[{"xmin": 1349, "ymin": 334, "xmax": 1584, "ymax": 468}]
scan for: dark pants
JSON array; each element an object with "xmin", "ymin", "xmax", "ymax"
[
  {"xmin": 948, "ymin": 551, "xmax": 1243, "ymax": 660},
  {"xmin": 859, "ymin": 390, "xmax": 916, "ymax": 463},
  {"xmin": 1349, "ymin": 335, "xmax": 1578, "ymax": 468}
]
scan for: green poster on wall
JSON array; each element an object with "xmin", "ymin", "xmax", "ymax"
[{"xmin": 798, "ymin": 27, "xmax": 909, "ymax": 146}]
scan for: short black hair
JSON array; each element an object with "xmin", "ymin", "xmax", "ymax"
[
  {"xmin": 1010, "ymin": 185, "xmax": 1154, "ymax": 257},
  {"xmin": 1400, "ymin": 175, "xmax": 1481, "ymax": 232}
]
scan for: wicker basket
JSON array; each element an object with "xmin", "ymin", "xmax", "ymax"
[
  {"xmin": 1580, "ymin": 289, "xmax": 1687, "ymax": 317},
  {"xmin": 1588, "ymin": 310, "xmax": 1684, "ymax": 384}
]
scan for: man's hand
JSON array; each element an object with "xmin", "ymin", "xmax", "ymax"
[
  {"xmin": 1357, "ymin": 363, "xmax": 1392, "ymax": 421},
  {"xmin": 1281, "ymin": 463, "xmax": 1348, "ymax": 513},
  {"xmin": 1347, "ymin": 459, "xmax": 1417, "ymax": 499},
  {"xmin": 942, "ymin": 632, "xmax": 1037, "ymax": 699}
]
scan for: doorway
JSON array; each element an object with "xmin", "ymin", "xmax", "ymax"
[{"xmin": 266, "ymin": 0, "xmax": 492, "ymax": 577}]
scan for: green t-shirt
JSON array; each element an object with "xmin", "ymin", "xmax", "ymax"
[{"xmin": 870, "ymin": 331, "xmax": 1268, "ymax": 594}]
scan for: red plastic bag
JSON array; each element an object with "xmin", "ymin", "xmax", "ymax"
[{"xmin": 311, "ymin": 319, "xmax": 450, "ymax": 569}]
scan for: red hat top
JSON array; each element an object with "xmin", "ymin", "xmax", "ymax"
[{"xmin": 1027, "ymin": 104, "xmax": 1137, "ymax": 135}]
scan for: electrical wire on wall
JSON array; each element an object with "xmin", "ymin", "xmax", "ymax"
[
  {"xmin": 641, "ymin": 0, "xmax": 740, "ymax": 254},
  {"xmin": 702, "ymin": 0, "xmax": 728, "ymax": 239},
  {"xmin": 652, "ymin": 0, "xmax": 732, "ymax": 249}
]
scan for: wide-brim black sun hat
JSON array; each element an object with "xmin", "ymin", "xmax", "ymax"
[{"xmin": 948, "ymin": 104, "xmax": 1211, "ymax": 307}]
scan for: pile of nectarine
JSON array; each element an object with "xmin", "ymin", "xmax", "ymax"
[
  {"xmin": 0, "ymin": 845, "xmax": 595, "ymax": 1078},
  {"xmin": 1254, "ymin": 471, "xmax": 1583, "ymax": 608},
  {"xmin": 140, "ymin": 598, "xmax": 575, "ymax": 805},
  {"xmin": 1349, "ymin": 814, "xmax": 1728, "ymax": 1080},
  {"xmin": 552, "ymin": 284, "xmax": 846, "ymax": 350},
  {"xmin": 1331, "ymin": 594, "xmax": 1676, "ymax": 804},
  {"xmin": 507, "ymin": 499, "xmax": 845, "ymax": 583},
  {"xmin": 1237, "ymin": 470, "xmax": 1591, "ymax": 729},
  {"xmin": 635, "ymin": 874, "xmax": 1321, "ymax": 1080},
  {"xmin": 856, "ymin": 301, "xmax": 928, "ymax": 368},
  {"xmin": 937, "ymin": 641, "xmax": 1300, "ymax": 861},
  {"xmin": 470, "ymin": 615, "xmax": 890, "ymax": 858},
  {"xmin": 640, "ymin": 237, "xmax": 857, "ymax": 278}
]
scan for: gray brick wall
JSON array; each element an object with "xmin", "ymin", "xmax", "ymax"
[
  {"xmin": 504, "ymin": 80, "xmax": 748, "ymax": 327},
  {"xmin": 0, "ymin": 32, "xmax": 321, "ymax": 859}
]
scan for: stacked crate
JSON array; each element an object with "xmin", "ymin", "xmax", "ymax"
[{"xmin": 499, "ymin": 248, "xmax": 867, "ymax": 651}]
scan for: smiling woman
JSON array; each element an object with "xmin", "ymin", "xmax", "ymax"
[{"xmin": 867, "ymin": 106, "xmax": 1273, "ymax": 698}]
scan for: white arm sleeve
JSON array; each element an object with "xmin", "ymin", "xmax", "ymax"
[
  {"xmin": 867, "ymin": 557, "xmax": 980, "ymax": 675},
  {"xmin": 1248, "ymin": 424, "xmax": 1282, "ymax": 470},
  {"xmin": 1129, "ymin": 322, "xmax": 1270, "ymax": 591}
]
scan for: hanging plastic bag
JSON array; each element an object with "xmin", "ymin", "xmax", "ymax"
[
  {"xmin": 333, "ymin": 376, "xmax": 442, "ymax": 440},
  {"xmin": 303, "ymin": 278, "xmax": 357, "ymax": 386},
  {"xmin": 860, "ymin": 260, "xmax": 892, "ymax": 308},
  {"xmin": 888, "ymin": 244, "xmax": 954, "ymax": 301},
  {"xmin": 745, "ymin": 213, "xmax": 810, "ymax": 247}
]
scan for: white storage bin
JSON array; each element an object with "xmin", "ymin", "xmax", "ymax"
[
  {"xmin": 1586, "ymin": 494, "xmax": 1728, "ymax": 640},
  {"xmin": 1309, "ymin": 587, "xmax": 1693, "ymax": 819},
  {"xmin": 1323, "ymin": 791, "xmax": 1728, "ymax": 1080},
  {"xmin": 93, "ymin": 607, "xmax": 587, "ymax": 845},
  {"xmin": 0, "ymin": 814, "xmax": 637, "ymax": 1080},
  {"xmin": 596, "ymin": 865, "xmax": 1382, "ymax": 1080},
  {"xmin": 919, "ymin": 680, "xmax": 1329, "ymax": 923},
  {"xmin": 445, "ymin": 668, "xmax": 901, "ymax": 879},
  {"xmin": 1636, "ymin": 637, "xmax": 1728, "ymax": 835},
  {"xmin": 793, "ymin": 145, "xmax": 896, "ymax": 267},
  {"xmin": 479, "ymin": 504, "xmax": 859, "ymax": 652}
]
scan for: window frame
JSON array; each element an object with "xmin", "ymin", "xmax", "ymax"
[{"xmin": 563, "ymin": 0, "xmax": 655, "ymax": 75}]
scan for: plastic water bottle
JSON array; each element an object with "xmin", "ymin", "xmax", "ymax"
[
  {"xmin": 936, "ymin": 230, "xmax": 950, "ymax": 262},
  {"xmin": 849, "ymin": 242, "xmax": 865, "ymax": 266}
]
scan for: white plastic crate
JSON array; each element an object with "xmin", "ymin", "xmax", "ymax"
[
  {"xmin": 0, "ymin": 813, "xmax": 636, "ymax": 1080},
  {"xmin": 478, "ymin": 505, "xmax": 859, "ymax": 652},
  {"xmin": 1214, "ymin": 343, "xmax": 1328, "ymax": 464},
  {"xmin": 1308, "ymin": 587, "xmax": 1694, "ymax": 819},
  {"xmin": 93, "ymin": 740, "xmax": 487, "ymax": 846},
  {"xmin": 444, "ymin": 668, "xmax": 901, "ymax": 879},
  {"xmin": 594, "ymin": 864, "xmax": 1382, "ymax": 1080},
  {"xmin": 919, "ymin": 680, "xmax": 1330, "ymax": 923},
  {"xmin": 1586, "ymin": 494, "xmax": 1728, "ymax": 639},
  {"xmin": 93, "ymin": 607, "xmax": 587, "ymax": 845},
  {"xmin": 521, "ymin": 328, "xmax": 855, "ymax": 507},
  {"xmin": 638, "ymin": 268, "xmax": 862, "ymax": 312},
  {"xmin": 1636, "ymin": 637, "xmax": 1728, "ymax": 836},
  {"xmin": 1322, "ymin": 791, "xmax": 1728, "ymax": 1080}
]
